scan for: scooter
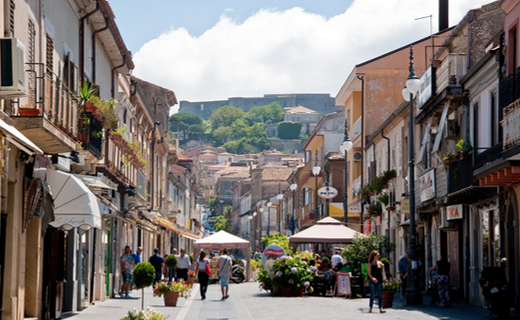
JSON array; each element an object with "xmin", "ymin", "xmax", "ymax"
[
  {"xmin": 479, "ymin": 260, "xmax": 510, "ymax": 319},
  {"xmin": 231, "ymin": 264, "xmax": 245, "ymax": 283}
]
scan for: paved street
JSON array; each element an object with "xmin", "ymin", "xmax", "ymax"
[{"xmin": 62, "ymin": 282, "xmax": 519, "ymax": 320}]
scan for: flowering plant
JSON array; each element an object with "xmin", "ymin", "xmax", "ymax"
[
  {"xmin": 153, "ymin": 280, "xmax": 192, "ymax": 299},
  {"xmin": 382, "ymin": 278, "xmax": 402, "ymax": 292},
  {"xmin": 271, "ymin": 255, "xmax": 315, "ymax": 291},
  {"xmin": 120, "ymin": 308, "xmax": 165, "ymax": 320},
  {"xmin": 188, "ymin": 270, "xmax": 196, "ymax": 278}
]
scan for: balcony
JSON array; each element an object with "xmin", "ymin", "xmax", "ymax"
[
  {"xmin": 352, "ymin": 116, "xmax": 362, "ymax": 141},
  {"xmin": 77, "ymin": 115, "xmax": 103, "ymax": 158},
  {"xmin": 503, "ymin": 98, "xmax": 520, "ymax": 160},
  {"xmin": 12, "ymin": 72, "xmax": 78, "ymax": 153},
  {"xmin": 447, "ymin": 156, "xmax": 474, "ymax": 194},
  {"xmin": 436, "ymin": 53, "xmax": 466, "ymax": 93}
]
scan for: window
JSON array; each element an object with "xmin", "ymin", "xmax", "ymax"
[
  {"xmin": 297, "ymin": 117, "xmax": 300, "ymax": 121},
  {"xmin": 46, "ymin": 34, "xmax": 54, "ymax": 75}
]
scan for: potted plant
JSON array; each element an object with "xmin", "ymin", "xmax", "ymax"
[
  {"xmin": 271, "ymin": 256, "xmax": 314, "ymax": 297},
  {"xmin": 165, "ymin": 254, "xmax": 178, "ymax": 269},
  {"xmin": 92, "ymin": 96, "xmax": 119, "ymax": 130},
  {"xmin": 153, "ymin": 280, "xmax": 192, "ymax": 307},
  {"xmin": 74, "ymin": 80, "xmax": 99, "ymax": 112},
  {"xmin": 361, "ymin": 185, "xmax": 371, "ymax": 200},
  {"xmin": 121, "ymin": 308, "xmax": 166, "ymax": 320},
  {"xmin": 186, "ymin": 270, "xmax": 196, "ymax": 286},
  {"xmin": 377, "ymin": 193, "xmax": 389, "ymax": 206},
  {"xmin": 381, "ymin": 278, "xmax": 401, "ymax": 308},
  {"xmin": 442, "ymin": 151, "xmax": 456, "ymax": 166},
  {"xmin": 368, "ymin": 201, "xmax": 382, "ymax": 217},
  {"xmin": 132, "ymin": 262, "xmax": 156, "ymax": 310},
  {"xmin": 384, "ymin": 169, "xmax": 397, "ymax": 181},
  {"xmin": 456, "ymin": 139, "xmax": 472, "ymax": 159}
]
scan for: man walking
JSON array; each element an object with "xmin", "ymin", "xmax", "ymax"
[
  {"xmin": 176, "ymin": 248, "xmax": 191, "ymax": 281},
  {"xmin": 133, "ymin": 247, "xmax": 142, "ymax": 264},
  {"xmin": 218, "ymin": 248, "xmax": 232, "ymax": 300},
  {"xmin": 398, "ymin": 254, "xmax": 408, "ymax": 294},
  {"xmin": 331, "ymin": 250, "xmax": 343, "ymax": 269},
  {"xmin": 149, "ymin": 248, "xmax": 164, "ymax": 286},
  {"xmin": 120, "ymin": 245, "xmax": 135, "ymax": 298}
]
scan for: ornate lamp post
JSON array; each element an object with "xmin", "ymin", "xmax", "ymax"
[
  {"xmin": 290, "ymin": 180, "xmax": 297, "ymax": 234},
  {"xmin": 258, "ymin": 206, "xmax": 264, "ymax": 249},
  {"xmin": 401, "ymin": 46, "xmax": 422, "ymax": 306},
  {"xmin": 312, "ymin": 150, "xmax": 321, "ymax": 222},
  {"xmin": 266, "ymin": 199, "xmax": 272, "ymax": 236},
  {"xmin": 277, "ymin": 183, "xmax": 283, "ymax": 233},
  {"xmin": 339, "ymin": 122, "xmax": 353, "ymax": 227}
]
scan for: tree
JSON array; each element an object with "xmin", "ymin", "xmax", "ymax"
[
  {"xmin": 170, "ymin": 112, "xmax": 203, "ymax": 140},
  {"xmin": 209, "ymin": 198, "xmax": 216, "ymax": 207},
  {"xmin": 342, "ymin": 233, "xmax": 395, "ymax": 275},
  {"xmin": 244, "ymin": 102, "xmax": 284, "ymax": 125},
  {"xmin": 223, "ymin": 138, "xmax": 256, "ymax": 154},
  {"xmin": 278, "ymin": 121, "xmax": 302, "ymax": 140},
  {"xmin": 212, "ymin": 126, "xmax": 233, "ymax": 146},
  {"xmin": 260, "ymin": 233, "xmax": 293, "ymax": 256},
  {"xmin": 231, "ymin": 118, "xmax": 250, "ymax": 140},
  {"xmin": 187, "ymin": 124, "xmax": 205, "ymax": 140},
  {"xmin": 214, "ymin": 215, "xmax": 228, "ymax": 232},
  {"xmin": 224, "ymin": 205, "xmax": 232, "ymax": 217},
  {"xmin": 210, "ymin": 106, "xmax": 245, "ymax": 130},
  {"xmin": 132, "ymin": 262, "xmax": 155, "ymax": 310}
]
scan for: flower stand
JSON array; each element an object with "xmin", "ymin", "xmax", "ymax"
[
  {"xmin": 382, "ymin": 291, "xmax": 394, "ymax": 308},
  {"xmin": 163, "ymin": 291, "xmax": 180, "ymax": 306}
]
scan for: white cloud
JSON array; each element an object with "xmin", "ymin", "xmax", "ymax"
[{"xmin": 133, "ymin": 0, "xmax": 495, "ymax": 109}]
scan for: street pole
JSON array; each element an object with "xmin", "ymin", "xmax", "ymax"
[
  {"xmin": 290, "ymin": 178, "xmax": 297, "ymax": 235},
  {"xmin": 402, "ymin": 46, "xmax": 422, "ymax": 306},
  {"xmin": 314, "ymin": 150, "xmax": 319, "ymax": 223},
  {"xmin": 340, "ymin": 121, "xmax": 352, "ymax": 228}
]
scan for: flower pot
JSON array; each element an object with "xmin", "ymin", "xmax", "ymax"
[
  {"xmin": 280, "ymin": 286, "xmax": 304, "ymax": 297},
  {"xmin": 458, "ymin": 151, "xmax": 469, "ymax": 160},
  {"xmin": 186, "ymin": 277, "xmax": 195, "ymax": 286},
  {"xmin": 84, "ymin": 102, "xmax": 95, "ymax": 113},
  {"xmin": 163, "ymin": 291, "xmax": 180, "ymax": 306},
  {"xmin": 443, "ymin": 158, "xmax": 455, "ymax": 166},
  {"xmin": 18, "ymin": 108, "xmax": 41, "ymax": 116},
  {"xmin": 382, "ymin": 291, "xmax": 394, "ymax": 308}
]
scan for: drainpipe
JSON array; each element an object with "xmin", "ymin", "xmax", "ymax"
[
  {"xmin": 0, "ymin": 140, "xmax": 10, "ymax": 320},
  {"xmin": 466, "ymin": 11, "xmax": 475, "ymax": 72},
  {"xmin": 381, "ymin": 129, "xmax": 391, "ymax": 242},
  {"xmin": 357, "ymin": 74, "xmax": 365, "ymax": 233},
  {"xmin": 79, "ymin": 1, "xmax": 100, "ymax": 82},
  {"xmin": 91, "ymin": 18, "xmax": 109, "ymax": 83},
  {"xmin": 111, "ymin": 56, "xmax": 127, "ymax": 98}
]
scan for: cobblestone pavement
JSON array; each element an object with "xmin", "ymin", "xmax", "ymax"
[{"xmin": 64, "ymin": 282, "xmax": 518, "ymax": 320}]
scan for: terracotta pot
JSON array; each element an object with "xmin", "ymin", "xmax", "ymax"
[
  {"xmin": 186, "ymin": 277, "xmax": 195, "ymax": 286},
  {"xmin": 382, "ymin": 291, "xmax": 394, "ymax": 308},
  {"xmin": 112, "ymin": 134, "xmax": 121, "ymax": 142},
  {"xmin": 163, "ymin": 291, "xmax": 179, "ymax": 307},
  {"xmin": 84, "ymin": 102, "xmax": 95, "ymax": 113},
  {"xmin": 18, "ymin": 108, "xmax": 41, "ymax": 116},
  {"xmin": 280, "ymin": 286, "xmax": 304, "ymax": 297},
  {"xmin": 443, "ymin": 158, "xmax": 455, "ymax": 166}
]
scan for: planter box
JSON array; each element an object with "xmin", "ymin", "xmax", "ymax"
[
  {"xmin": 163, "ymin": 291, "xmax": 179, "ymax": 306},
  {"xmin": 18, "ymin": 108, "xmax": 41, "ymax": 116},
  {"xmin": 382, "ymin": 291, "xmax": 394, "ymax": 308},
  {"xmin": 280, "ymin": 286, "xmax": 304, "ymax": 297}
]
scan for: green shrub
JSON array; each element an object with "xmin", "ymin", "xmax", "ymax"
[
  {"xmin": 278, "ymin": 121, "xmax": 302, "ymax": 140},
  {"xmin": 165, "ymin": 254, "xmax": 178, "ymax": 269},
  {"xmin": 132, "ymin": 262, "xmax": 155, "ymax": 289},
  {"xmin": 188, "ymin": 254, "xmax": 194, "ymax": 264},
  {"xmin": 321, "ymin": 256, "xmax": 330, "ymax": 265}
]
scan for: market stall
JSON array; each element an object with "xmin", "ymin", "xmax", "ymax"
[
  {"xmin": 194, "ymin": 230, "xmax": 253, "ymax": 282},
  {"xmin": 289, "ymin": 217, "xmax": 361, "ymax": 244}
]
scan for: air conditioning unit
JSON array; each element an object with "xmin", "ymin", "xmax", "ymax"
[
  {"xmin": 353, "ymin": 151, "xmax": 362, "ymax": 162},
  {"xmin": 0, "ymin": 38, "xmax": 27, "ymax": 98},
  {"xmin": 444, "ymin": 119, "xmax": 459, "ymax": 140}
]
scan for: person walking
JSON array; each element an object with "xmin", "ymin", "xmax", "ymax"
[
  {"xmin": 149, "ymin": 248, "xmax": 164, "ymax": 286},
  {"xmin": 218, "ymin": 248, "xmax": 232, "ymax": 300},
  {"xmin": 367, "ymin": 250, "xmax": 386, "ymax": 313},
  {"xmin": 176, "ymin": 248, "xmax": 191, "ymax": 281},
  {"xmin": 195, "ymin": 250, "xmax": 210, "ymax": 300},
  {"xmin": 398, "ymin": 254, "xmax": 408, "ymax": 295},
  {"xmin": 429, "ymin": 253, "xmax": 451, "ymax": 307},
  {"xmin": 133, "ymin": 247, "xmax": 143, "ymax": 264},
  {"xmin": 120, "ymin": 245, "xmax": 135, "ymax": 298}
]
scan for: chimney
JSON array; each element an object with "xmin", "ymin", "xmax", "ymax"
[{"xmin": 439, "ymin": 0, "xmax": 449, "ymax": 31}]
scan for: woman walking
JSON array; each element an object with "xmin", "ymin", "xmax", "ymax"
[
  {"xmin": 195, "ymin": 250, "xmax": 210, "ymax": 300},
  {"xmin": 429, "ymin": 253, "xmax": 451, "ymax": 307},
  {"xmin": 367, "ymin": 250, "xmax": 386, "ymax": 313}
]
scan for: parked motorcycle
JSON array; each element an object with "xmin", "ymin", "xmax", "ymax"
[
  {"xmin": 479, "ymin": 259, "xmax": 510, "ymax": 319},
  {"xmin": 231, "ymin": 263, "xmax": 245, "ymax": 283}
]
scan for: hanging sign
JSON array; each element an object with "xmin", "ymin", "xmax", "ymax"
[
  {"xmin": 318, "ymin": 186, "xmax": 338, "ymax": 199},
  {"xmin": 447, "ymin": 204, "xmax": 463, "ymax": 220}
]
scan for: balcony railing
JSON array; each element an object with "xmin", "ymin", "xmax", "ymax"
[
  {"xmin": 352, "ymin": 116, "xmax": 362, "ymax": 141},
  {"xmin": 503, "ymin": 98, "xmax": 520, "ymax": 150},
  {"xmin": 447, "ymin": 156, "xmax": 474, "ymax": 194},
  {"xmin": 474, "ymin": 143, "xmax": 503, "ymax": 169},
  {"xmin": 436, "ymin": 53, "xmax": 466, "ymax": 94}
]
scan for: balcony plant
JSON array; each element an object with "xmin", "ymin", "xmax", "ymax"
[
  {"xmin": 456, "ymin": 139, "xmax": 472, "ymax": 160},
  {"xmin": 383, "ymin": 169, "xmax": 397, "ymax": 181},
  {"xmin": 442, "ymin": 151, "xmax": 456, "ymax": 166},
  {"xmin": 18, "ymin": 104, "xmax": 41, "ymax": 117},
  {"xmin": 377, "ymin": 193, "xmax": 389, "ymax": 206},
  {"xmin": 153, "ymin": 280, "xmax": 192, "ymax": 307},
  {"xmin": 74, "ymin": 80, "xmax": 99, "ymax": 112},
  {"xmin": 368, "ymin": 201, "xmax": 382, "ymax": 217},
  {"xmin": 92, "ymin": 96, "xmax": 119, "ymax": 130}
]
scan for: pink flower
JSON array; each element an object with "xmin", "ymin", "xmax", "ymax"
[
  {"xmin": 304, "ymin": 281, "xmax": 310, "ymax": 288},
  {"xmin": 290, "ymin": 267, "xmax": 297, "ymax": 274}
]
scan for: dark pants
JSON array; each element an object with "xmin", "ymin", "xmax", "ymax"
[
  {"xmin": 401, "ymin": 276, "xmax": 408, "ymax": 294},
  {"xmin": 198, "ymin": 272, "xmax": 209, "ymax": 298},
  {"xmin": 369, "ymin": 281, "xmax": 383, "ymax": 308},
  {"xmin": 168, "ymin": 268, "xmax": 176, "ymax": 282},
  {"xmin": 177, "ymin": 268, "xmax": 188, "ymax": 281},
  {"xmin": 153, "ymin": 271, "xmax": 162, "ymax": 286}
]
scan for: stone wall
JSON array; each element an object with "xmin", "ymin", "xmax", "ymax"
[{"xmin": 268, "ymin": 139, "xmax": 305, "ymax": 153}]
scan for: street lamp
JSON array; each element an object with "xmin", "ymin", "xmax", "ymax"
[
  {"xmin": 290, "ymin": 180, "xmax": 297, "ymax": 235},
  {"xmin": 312, "ymin": 150, "xmax": 321, "ymax": 223},
  {"xmin": 402, "ymin": 46, "xmax": 422, "ymax": 306},
  {"xmin": 339, "ymin": 122, "xmax": 353, "ymax": 227},
  {"xmin": 266, "ymin": 199, "xmax": 272, "ymax": 236},
  {"xmin": 277, "ymin": 183, "xmax": 283, "ymax": 233},
  {"xmin": 258, "ymin": 206, "xmax": 264, "ymax": 250}
]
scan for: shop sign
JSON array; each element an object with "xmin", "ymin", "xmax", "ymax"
[
  {"xmin": 447, "ymin": 204, "xmax": 463, "ymax": 220},
  {"xmin": 318, "ymin": 186, "xmax": 338, "ymax": 199},
  {"xmin": 417, "ymin": 65, "xmax": 434, "ymax": 111},
  {"xmin": 401, "ymin": 199, "xmax": 410, "ymax": 213},
  {"xmin": 329, "ymin": 202, "xmax": 359, "ymax": 218},
  {"xmin": 363, "ymin": 219, "xmax": 372, "ymax": 234},
  {"xmin": 262, "ymin": 244, "xmax": 286, "ymax": 273},
  {"xmin": 420, "ymin": 169, "xmax": 436, "ymax": 202}
]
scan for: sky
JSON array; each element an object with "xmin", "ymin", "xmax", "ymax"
[{"xmin": 109, "ymin": 0, "xmax": 494, "ymax": 112}]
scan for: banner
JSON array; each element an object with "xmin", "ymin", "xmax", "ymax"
[{"xmin": 329, "ymin": 202, "xmax": 360, "ymax": 218}]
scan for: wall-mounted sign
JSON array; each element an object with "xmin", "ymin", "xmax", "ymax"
[
  {"xmin": 318, "ymin": 186, "xmax": 338, "ymax": 199},
  {"xmin": 401, "ymin": 199, "xmax": 410, "ymax": 214},
  {"xmin": 420, "ymin": 169, "xmax": 436, "ymax": 202},
  {"xmin": 417, "ymin": 65, "xmax": 434, "ymax": 111},
  {"xmin": 447, "ymin": 204, "xmax": 463, "ymax": 220},
  {"xmin": 329, "ymin": 202, "xmax": 359, "ymax": 218}
]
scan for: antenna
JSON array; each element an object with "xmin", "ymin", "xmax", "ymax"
[{"xmin": 416, "ymin": 15, "xmax": 433, "ymax": 65}]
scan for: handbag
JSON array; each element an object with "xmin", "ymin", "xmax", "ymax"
[{"xmin": 205, "ymin": 261, "xmax": 212, "ymax": 276}]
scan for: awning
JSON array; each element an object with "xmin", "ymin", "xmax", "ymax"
[
  {"xmin": 152, "ymin": 216, "xmax": 177, "ymax": 232},
  {"xmin": 48, "ymin": 170, "xmax": 101, "ymax": 230},
  {"xmin": 74, "ymin": 174, "xmax": 117, "ymax": 190},
  {"xmin": 0, "ymin": 118, "xmax": 43, "ymax": 155},
  {"xmin": 289, "ymin": 217, "xmax": 361, "ymax": 244},
  {"xmin": 178, "ymin": 229, "xmax": 200, "ymax": 241},
  {"xmin": 400, "ymin": 219, "xmax": 410, "ymax": 227}
]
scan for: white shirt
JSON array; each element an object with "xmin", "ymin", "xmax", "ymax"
[
  {"xmin": 176, "ymin": 254, "xmax": 191, "ymax": 269},
  {"xmin": 331, "ymin": 254, "xmax": 343, "ymax": 268}
]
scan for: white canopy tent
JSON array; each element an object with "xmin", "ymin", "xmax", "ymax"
[
  {"xmin": 289, "ymin": 217, "xmax": 361, "ymax": 244},
  {"xmin": 194, "ymin": 231, "xmax": 253, "ymax": 281}
]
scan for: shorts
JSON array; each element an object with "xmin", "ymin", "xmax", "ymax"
[
  {"xmin": 220, "ymin": 276, "xmax": 230, "ymax": 287},
  {"xmin": 122, "ymin": 272, "xmax": 132, "ymax": 282}
]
